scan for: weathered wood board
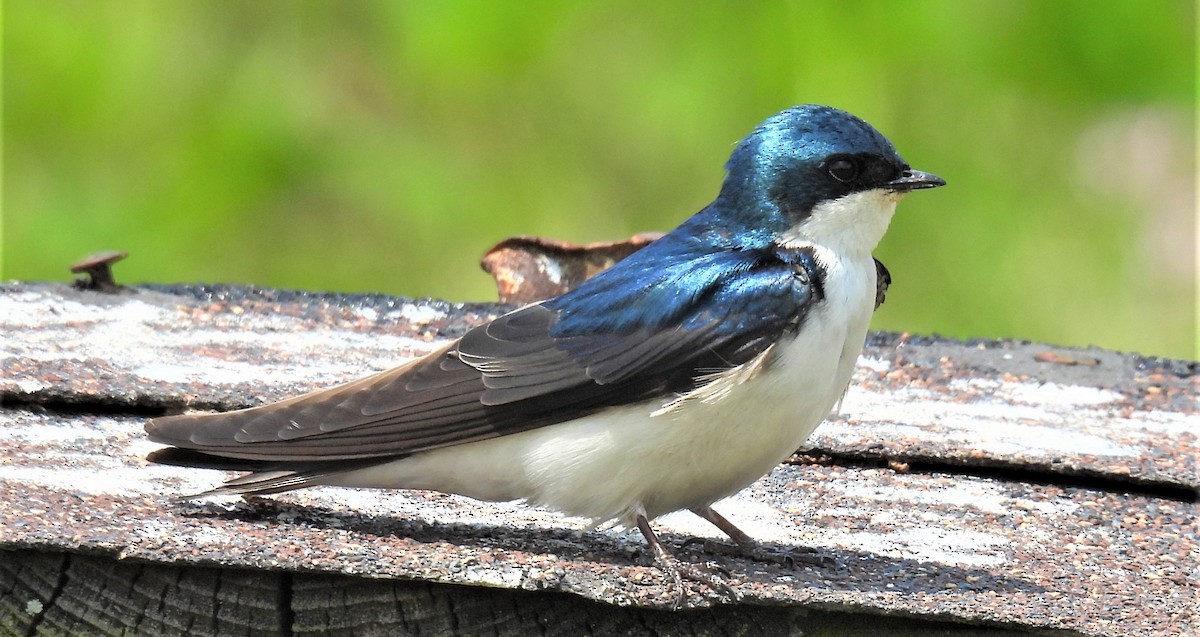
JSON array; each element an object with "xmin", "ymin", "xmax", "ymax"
[{"xmin": 2, "ymin": 282, "xmax": 1196, "ymax": 636}]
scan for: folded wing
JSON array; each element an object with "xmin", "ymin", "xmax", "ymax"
[{"xmin": 145, "ymin": 244, "xmax": 824, "ymax": 462}]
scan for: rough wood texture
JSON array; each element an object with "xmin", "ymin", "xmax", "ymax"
[
  {"xmin": 1, "ymin": 551, "xmax": 1036, "ymax": 637},
  {"xmin": 2, "ymin": 281, "xmax": 1196, "ymax": 636},
  {"xmin": 0, "ymin": 551, "xmax": 284, "ymax": 636}
]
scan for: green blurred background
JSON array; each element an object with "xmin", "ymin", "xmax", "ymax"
[{"xmin": 4, "ymin": 1, "xmax": 1196, "ymax": 359}]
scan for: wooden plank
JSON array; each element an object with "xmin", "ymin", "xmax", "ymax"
[
  {"xmin": 1, "ymin": 411, "xmax": 1193, "ymax": 635},
  {"xmin": 3, "ymin": 282, "xmax": 1195, "ymax": 490},
  {"xmin": 2, "ymin": 282, "xmax": 1197, "ymax": 636},
  {"xmin": 2, "ymin": 551, "xmax": 1034, "ymax": 636}
]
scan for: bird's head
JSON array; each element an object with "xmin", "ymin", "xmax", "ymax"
[{"xmin": 712, "ymin": 105, "xmax": 944, "ymax": 256}]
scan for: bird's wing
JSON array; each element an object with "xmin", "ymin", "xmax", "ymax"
[
  {"xmin": 145, "ymin": 246, "xmax": 825, "ymax": 462},
  {"xmin": 873, "ymin": 257, "xmax": 891, "ymax": 309}
]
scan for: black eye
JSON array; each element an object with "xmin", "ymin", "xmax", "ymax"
[{"xmin": 825, "ymin": 156, "xmax": 860, "ymax": 183}]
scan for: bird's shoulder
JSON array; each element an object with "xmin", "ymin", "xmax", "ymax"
[{"xmin": 545, "ymin": 235, "xmax": 827, "ymax": 337}]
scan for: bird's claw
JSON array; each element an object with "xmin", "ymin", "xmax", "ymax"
[
  {"xmin": 634, "ymin": 513, "xmax": 740, "ymax": 608},
  {"xmin": 777, "ymin": 545, "xmax": 836, "ymax": 569},
  {"xmin": 657, "ymin": 556, "xmax": 738, "ymax": 609},
  {"xmin": 682, "ymin": 536, "xmax": 836, "ymax": 570}
]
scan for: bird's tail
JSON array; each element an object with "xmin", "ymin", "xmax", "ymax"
[
  {"xmin": 192, "ymin": 469, "xmax": 335, "ymax": 498},
  {"xmin": 147, "ymin": 447, "xmax": 384, "ymax": 499}
]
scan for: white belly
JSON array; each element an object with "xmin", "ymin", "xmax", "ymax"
[{"xmin": 333, "ymin": 250, "xmax": 878, "ymax": 526}]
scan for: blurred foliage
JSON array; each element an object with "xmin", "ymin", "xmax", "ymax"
[{"xmin": 4, "ymin": 1, "xmax": 1196, "ymax": 358}]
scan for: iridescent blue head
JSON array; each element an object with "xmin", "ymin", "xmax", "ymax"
[
  {"xmin": 703, "ymin": 104, "xmax": 944, "ymax": 249},
  {"xmin": 548, "ymin": 105, "xmax": 942, "ymax": 335}
]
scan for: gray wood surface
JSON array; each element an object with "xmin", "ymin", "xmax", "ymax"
[{"xmin": 2, "ymin": 282, "xmax": 1196, "ymax": 636}]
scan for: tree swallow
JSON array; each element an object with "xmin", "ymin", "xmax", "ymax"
[{"xmin": 146, "ymin": 104, "xmax": 944, "ymax": 600}]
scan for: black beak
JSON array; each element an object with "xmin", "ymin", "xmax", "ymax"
[{"xmin": 887, "ymin": 169, "xmax": 945, "ymax": 192}]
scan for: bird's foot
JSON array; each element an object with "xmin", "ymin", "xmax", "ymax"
[
  {"xmin": 653, "ymin": 555, "xmax": 738, "ymax": 610},
  {"xmin": 634, "ymin": 513, "xmax": 740, "ymax": 608},
  {"xmin": 682, "ymin": 536, "xmax": 836, "ymax": 569}
]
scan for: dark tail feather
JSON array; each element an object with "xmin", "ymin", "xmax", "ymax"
[
  {"xmin": 147, "ymin": 447, "xmax": 274, "ymax": 472},
  {"xmin": 192, "ymin": 469, "xmax": 338, "ymax": 498},
  {"xmin": 147, "ymin": 448, "xmax": 389, "ymax": 499}
]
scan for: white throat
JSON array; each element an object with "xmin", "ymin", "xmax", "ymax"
[{"xmin": 780, "ymin": 188, "xmax": 904, "ymax": 257}]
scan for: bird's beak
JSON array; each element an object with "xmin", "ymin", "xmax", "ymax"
[{"xmin": 886, "ymin": 169, "xmax": 945, "ymax": 192}]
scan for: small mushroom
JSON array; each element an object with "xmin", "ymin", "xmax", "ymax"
[
  {"xmin": 480, "ymin": 233, "xmax": 663, "ymax": 304},
  {"xmin": 71, "ymin": 250, "xmax": 128, "ymax": 293}
]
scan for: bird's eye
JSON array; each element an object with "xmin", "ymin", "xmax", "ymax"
[{"xmin": 825, "ymin": 157, "xmax": 860, "ymax": 183}]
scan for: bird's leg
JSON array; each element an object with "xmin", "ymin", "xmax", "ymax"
[
  {"xmin": 634, "ymin": 513, "xmax": 737, "ymax": 608},
  {"xmin": 691, "ymin": 505, "xmax": 756, "ymax": 547},
  {"xmin": 686, "ymin": 506, "xmax": 834, "ymax": 568}
]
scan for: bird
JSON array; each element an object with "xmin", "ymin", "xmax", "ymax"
[{"xmin": 145, "ymin": 104, "xmax": 944, "ymax": 602}]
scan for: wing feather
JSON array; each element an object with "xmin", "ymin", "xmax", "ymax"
[{"xmin": 145, "ymin": 244, "xmax": 825, "ymax": 463}]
